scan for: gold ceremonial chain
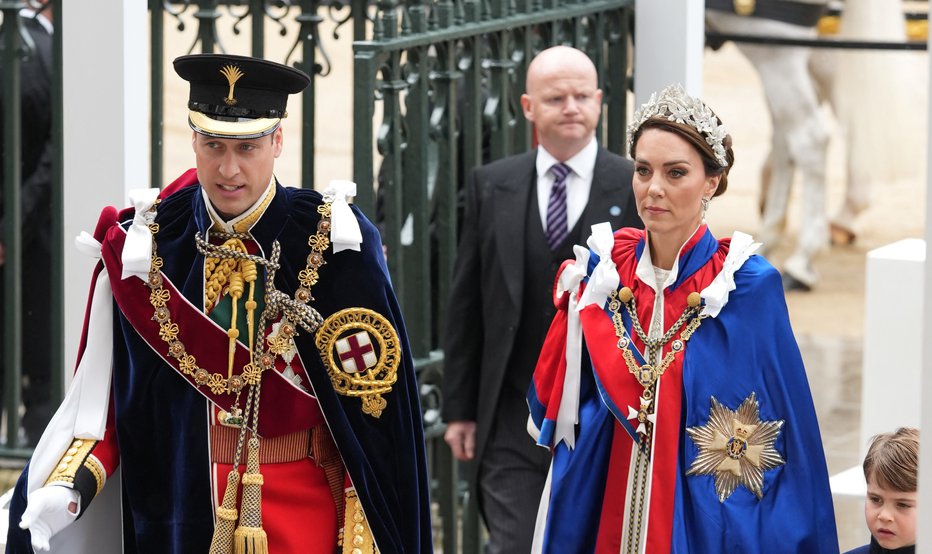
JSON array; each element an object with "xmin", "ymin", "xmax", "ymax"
[
  {"xmin": 137, "ymin": 197, "xmax": 335, "ymax": 553},
  {"xmin": 609, "ymin": 285, "xmax": 705, "ymax": 554},
  {"xmin": 206, "ymin": 203, "xmax": 334, "ymax": 554},
  {"xmin": 608, "ymin": 286, "xmax": 705, "ymax": 404}
]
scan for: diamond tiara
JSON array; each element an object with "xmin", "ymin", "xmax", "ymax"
[{"xmin": 626, "ymin": 84, "xmax": 729, "ymax": 168}]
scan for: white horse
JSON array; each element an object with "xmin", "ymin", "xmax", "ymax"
[{"xmin": 705, "ymin": 0, "xmax": 916, "ymax": 291}]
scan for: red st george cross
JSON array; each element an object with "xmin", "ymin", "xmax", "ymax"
[{"xmin": 336, "ymin": 331, "xmax": 377, "ymax": 373}]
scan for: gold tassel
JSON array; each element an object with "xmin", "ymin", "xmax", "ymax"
[
  {"xmin": 233, "ymin": 436, "xmax": 268, "ymax": 554},
  {"xmin": 241, "ymin": 260, "xmax": 258, "ymax": 353},
  {"xmin": 226, "ymin": 271, "xmax": 245, "ymax": 380},
  {"xmin": 209, "ymin": 470, "xmax": 241, "ymax": 554},
  {"xmin": 233, "ymin": 526, "xmax": 268, "ymax": 554}
]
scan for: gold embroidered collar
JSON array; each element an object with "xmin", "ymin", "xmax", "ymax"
[{"xmin": 202, "ymin": 175, "xmax": 277, "ymax": 234}]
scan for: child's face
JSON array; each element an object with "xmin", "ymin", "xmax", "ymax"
[{"xmin": 865, "ymin": 473, "xmax": 918, "ymax": 550}]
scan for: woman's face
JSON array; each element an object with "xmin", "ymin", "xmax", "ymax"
[
  {"xmin": 865, "ymin": 473, "xmax": 917, "ymax": 550},
  {"xmin": 632, "ymin": 128, "xmax": 719, "ymax": 248}
]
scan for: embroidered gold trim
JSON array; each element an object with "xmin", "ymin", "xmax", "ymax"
[
  {"xmin": 315, "ymin": 308, "xmax": 400, "ymax": 418},
  {"xmin": 232, "ymin": 183, "xmax": 276, "ymax": 234},
  {"xmin": 85, "ymin": 454, "xmax": 106, "ymax": 497},
  {"xmin": 45, "ymin": 438, "xmax": 95, "ymax": 486},
  {"xmin": 341, "ymin": 489, "xmax": 377, "ymax": 553}
]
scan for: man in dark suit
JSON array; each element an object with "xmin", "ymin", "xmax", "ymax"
[
  {"xmin": 0, "ymin": 5, "xmax": 55, "ymax": 445},
  {"xmin": 441, "ymin": 46, "xmax": 642, "ymax": 553}
]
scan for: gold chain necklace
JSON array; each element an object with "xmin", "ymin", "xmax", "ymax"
[
  {"xmin": 608, "ymin": 286, "xmax": 705, "ymax": 403},
  {"xmin": 143, "ymin": 199, "xmax": 334, "ymax": 397}
]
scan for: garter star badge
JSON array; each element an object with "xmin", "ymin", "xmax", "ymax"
[
  {"xmin": 315, "ymin": 308, "xmax": 401, "ymax": 418},
  {"xmin": 685, "ymin": 393, "xmax": 785, "ymax": 502}
]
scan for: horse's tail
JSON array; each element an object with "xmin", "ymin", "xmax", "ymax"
[{"xmin": 829, "ymin": 0, "xmax": 926, "ymax": 216}]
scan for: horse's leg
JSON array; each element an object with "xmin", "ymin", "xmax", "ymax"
[
  {"xmin": 809, "ymin": 46, "xmax": 859, "ymax": 245},
  {"xmin": 757, "ymin": 122, "xmax": 794, "ymax": 257},
  {"xmin": 733, "ymin": 30, "xmax": 830, "ymax": 290}
]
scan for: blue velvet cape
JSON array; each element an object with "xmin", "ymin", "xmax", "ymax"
[{"xmin": 7, "ymin": 180, "xmax": 433, "ymax": 553}]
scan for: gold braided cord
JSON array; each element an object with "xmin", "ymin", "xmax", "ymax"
[
  {"xmin": 242, "ymin": 260, "xmax": 258, "ymax": 353},
  {"xmin": 233, "ymin": 436, "xmax": 268, "ymax": 554},
  {"xmin": 209, "ymin": 471, "xmax": 241, "ymax": 554},
  {"xmin": 136, "ymin": 196, "xmax": 337, "ymax": 551},
  {"xmin": 205, "ymin": 237, "xmax": 246, "ymax": 309},
  {"xmin": 227, "ymin": 269, "xmax": 245, "ymax": 380},
  {"xmin": 202, "ymin": 199, "xmax": 335, "ymax": 553}
]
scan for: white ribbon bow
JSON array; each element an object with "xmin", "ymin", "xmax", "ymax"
[
  {"xmin": 74, "ymin": 232, "xmax": 101, "ymax": 258},
  {"xmin": 577, "ymin": 222, "xmax": 619, "ymax": 310},
  {"xmin": 553, "ymin": 245, "xmax": 590, "ymax": 449},
  {"xmin": 323, "ymin": 180, "xmax": 363, "ymax": 253},
  {"xmin": 121, "ymin": 188, "xmax": 160, "ymax": 281}
]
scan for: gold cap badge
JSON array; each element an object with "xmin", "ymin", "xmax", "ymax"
[{"xmin": 220, "ymin": 64, "xmax": 244, "ymax": 106}]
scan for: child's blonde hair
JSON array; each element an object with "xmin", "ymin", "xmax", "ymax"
[{"xmin": 863, "ymin": 427, "xmax": 919, "ymax": 492}]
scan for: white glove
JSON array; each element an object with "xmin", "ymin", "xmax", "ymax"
[{"xmin": 19, "ymin": 485, "xmax": 80, "ymax": 551}]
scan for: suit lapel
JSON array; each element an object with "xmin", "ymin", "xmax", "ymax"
[
  {"xmin": 494, "ymin": 153, "xmax": 536, "ymax": 310},
  {"xmin": 580, "ymin": 148, "xmax": 630, "ymax": 234}
]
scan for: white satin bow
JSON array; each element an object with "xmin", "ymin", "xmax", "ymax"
[
  {"xmin": 323, "ymin": 180, "xmax": 363, "ymax": 253},
  {"xmin": 121, "ymin": 188, "xmax": 160, "ymax": 281},
  {"xmin": 577, "ymin": 222, "xmax": 618, "ymax": 309}
]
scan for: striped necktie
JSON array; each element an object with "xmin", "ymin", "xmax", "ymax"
[{"xmin": 545, "ymin": 162, "xmax": 571, "ymax": 250}]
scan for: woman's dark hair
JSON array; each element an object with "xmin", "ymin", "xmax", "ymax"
[{"xmin": 629, "ymin": 117, "xmax": 735, "ymax": 197}]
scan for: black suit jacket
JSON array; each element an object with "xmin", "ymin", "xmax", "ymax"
[
  {"xmin": 0, "ymin": 13, "xmax": 54, "ymax": 249},
  {"xmin": 441, "ymin": 146, "xmax": 641, "ymax": 461}
]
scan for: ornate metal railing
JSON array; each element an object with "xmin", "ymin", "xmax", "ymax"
[
  {"xmin": 150, "ymin": 0, "xmax": 370, "ymax": 189},
  {"xmin": 352, "ymin": 1, "xmax": 633, "ymax": 550},
  {"xmin": 4, "ymin": 2, "xmax": 634, "ymax": 550},
  {"xmin": 0, "ymin": 0, "xmax": 63, "ymax": 457}
]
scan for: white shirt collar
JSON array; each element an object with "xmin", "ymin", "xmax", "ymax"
[
  {"xmin": 634, "ymin": 224, "xmax": 704, "ymax": 292},
  {"xmin": 19, "ymin": 8, "xmax": 53, "ymax": 35},
  {"xmin": 535, "ymin": 137, "xmax": 598, "ymax": 180}
]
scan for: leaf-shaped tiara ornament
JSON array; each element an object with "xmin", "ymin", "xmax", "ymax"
[
  {"xmin": 220, "ymin": 65, "xmax": 245, "ymax": 106},
  {"xmin": 626, "ymin": 84, "xmax": 729, "ymax": 168}
]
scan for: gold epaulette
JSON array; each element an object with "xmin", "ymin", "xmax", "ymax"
[{"xmin": 45, "ymin": 438, "xmax": 106, "ymax": 497}]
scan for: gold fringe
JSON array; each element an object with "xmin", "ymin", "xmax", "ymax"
[
  {"xmin": 233, "ymin": 526, "xmax": 268, "ymax": 554},
  {"xmin": 234, "ymin": 436, "xmax": 267, "ymax": 553}
]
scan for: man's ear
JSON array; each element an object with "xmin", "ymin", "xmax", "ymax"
[
  {"xmin": 272, "ymin": 128, "xmax": 284, "ymax": 158},
  {"xmin": 520, "ymin": 94, "xmax": 534, "ymax": 122}
]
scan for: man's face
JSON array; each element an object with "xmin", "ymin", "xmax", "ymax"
[
  {"xmin": 192, "ymin": 128, "xmax": 282, "ymax": 219},
  {"xmin": 520, "ymin": 66, "xmax": 601, "ymax": 160}
]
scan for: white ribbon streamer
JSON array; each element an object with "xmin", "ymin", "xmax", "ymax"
[
  {"xmin": 553, "ymin": 245, "xmax": 589, "ymax": 449},
  {"xmin": 29, "ymin": 240, "xmax": 114, "ymax": 494},
  {"xmin": 324, "ymin": 180, "xmax": 363, "ymax": 253},
  {"xmin": 700, "ymin": 231, "xmax": 761, "ymax": 318},
  {"xmin": 74, "ymin": 232, "xmax": 101, "ymax": 258},
  {"xmin": 577, "ymin": 222, "xmax": 619, "ymax": 309},
  {"xmin": 121, "ymin": 188, "xmax": 160, "ymax": 281}
]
